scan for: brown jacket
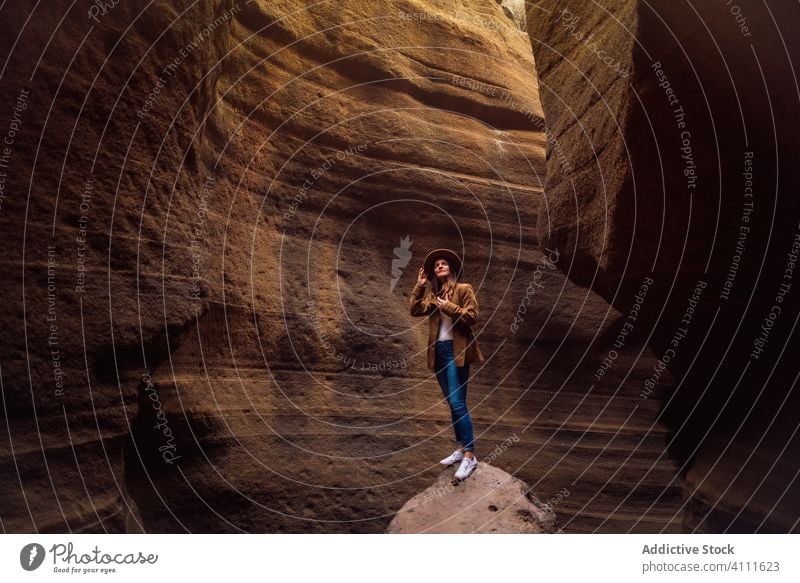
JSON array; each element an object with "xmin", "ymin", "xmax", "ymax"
[{"xmin": 409, "ymin": 281, "xmax": 485, "ymax": 371}]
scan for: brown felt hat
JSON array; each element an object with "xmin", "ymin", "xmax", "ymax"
[{"xmin": 424, "ymin": 248, "xmax": 463, "ymax": 281}]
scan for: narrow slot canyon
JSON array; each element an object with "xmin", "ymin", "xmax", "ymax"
[{"xmin": 0, "ymin": 1, "xmax": 798, "ymax": 535}]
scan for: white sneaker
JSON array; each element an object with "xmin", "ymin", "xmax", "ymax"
[
  {"xmin": 454, "ymin": 456, "xmax": 478, "ymax": 480},
  {"xmin": 439, "ymin": 449, "xmax": 464, "ymax": 466}
]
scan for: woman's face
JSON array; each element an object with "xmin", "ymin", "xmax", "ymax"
[{"xmin": 433, "ymin": 258, "xmax": 450, "ymax": 281}]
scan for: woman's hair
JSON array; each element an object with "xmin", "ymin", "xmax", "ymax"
[{"xmin": 426, "ymin": 258, "xmax": 459, "ymax": 304}]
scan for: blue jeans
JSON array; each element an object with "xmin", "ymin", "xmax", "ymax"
[{"xmin": 434, "ymin": 340, "xmax": 475, "ymax": 452}]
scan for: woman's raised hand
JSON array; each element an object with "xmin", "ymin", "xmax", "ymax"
[{"xmin": 417, "ymin": 266, "xmax": 427, "ymax": 286}]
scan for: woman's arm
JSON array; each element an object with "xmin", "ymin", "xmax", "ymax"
[
  {"xmin": 438, "ymin": 283, "xmax": 478, "ymax": 326},
  {"xmin": 409, "ymin": 282, "xmax": 435, "ymax": 316}
]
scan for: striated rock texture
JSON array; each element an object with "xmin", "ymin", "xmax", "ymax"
[
  {"xmin": 526, "ymin": 0, "xmax": 800, "ymax": 532},
  {"xmin": 387, "ymin": 462, "xmax": 557, "ymax": 533},
  {"xmin": 0, "ymin": 0, "xmax": 722, "ymax": 535},
  {"xmin": 496, "ymin": 0, "xmax": 527, "ymax": 32}
]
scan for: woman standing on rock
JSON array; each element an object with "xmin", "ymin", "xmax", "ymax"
[{"xmin": 409, "ymin": 248, "xmax": 485, "ymax": 481}]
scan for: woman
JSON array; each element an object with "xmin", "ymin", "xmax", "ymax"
[{"xmin": 409, "ymin": 248, "xmax": 485, "ymax": 481}]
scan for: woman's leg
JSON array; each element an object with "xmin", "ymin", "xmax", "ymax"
[
  {"xmin": 450, "ymin": 363, "xmax": 475, "ymax": 455},
  {"xmin": 435, "ymin": 341, "xmax": 475, "ymax": 454},
  {"xmin": 434, "ymin": 341, "xmax": 463, "ymax": 448}
]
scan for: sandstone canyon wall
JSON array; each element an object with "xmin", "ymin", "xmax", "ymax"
[
  {"xmin": 0, "ymin": 0, "xmax": 794, "ymax": 535},
  {"xmin": 526, "ymin": 0, "xmax": 800, "ymax": 532}
]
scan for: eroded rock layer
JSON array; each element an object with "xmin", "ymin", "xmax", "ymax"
[{"xmin": 526, "ymin": 0, "xmax": 800, "ymax": 532}]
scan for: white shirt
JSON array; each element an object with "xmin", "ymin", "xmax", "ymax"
[{"xmin": 438, "ymin": 308, "xmax": 455, "ymax": 341}]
